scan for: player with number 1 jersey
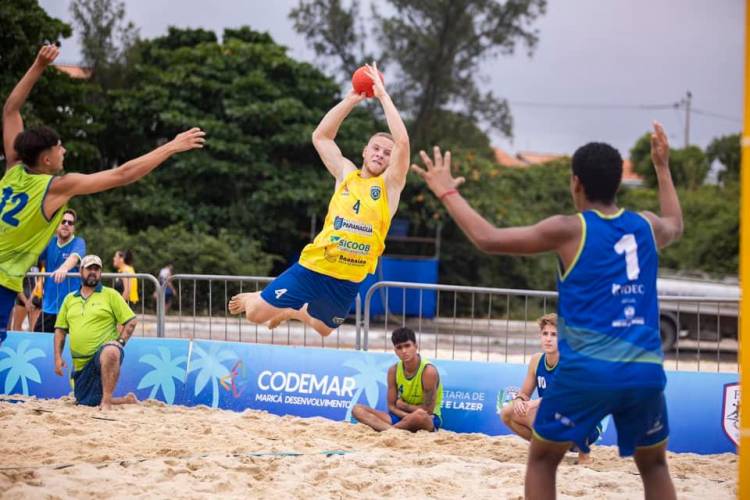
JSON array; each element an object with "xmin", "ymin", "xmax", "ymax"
[
  {"xmin": 229, "ymin": 63, "xmax": 410, "ymax": 338},
  {"xmin": 412, "ymin": 122, "xmax": 682, "ymax": 498},
  {"xmin": 0, "ymin": 44, "xmax": 205, "ymax": 344}
]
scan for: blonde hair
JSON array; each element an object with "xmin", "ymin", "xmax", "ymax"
[
  {"xmin": 537, "ymin": 313, "xmax": 557, "ymax": 330},
  {"xmin": 369, "ymin": 132, "xmax": 394, "ymax": 143}
]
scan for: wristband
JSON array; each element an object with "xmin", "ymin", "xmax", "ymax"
[{"xmin": 439, "ymin": 189, "xmax": 459, "ymax": 201}]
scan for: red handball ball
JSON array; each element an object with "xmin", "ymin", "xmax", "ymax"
[{"xmin": 352, "ymin": 66, "xmax": 384, "ymax": 98}]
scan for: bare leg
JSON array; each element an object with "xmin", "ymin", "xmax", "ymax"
[
  {"xmin": 525, "ymin": 436, "xmax": 570, "ymax": 500},
  {"xmin": 577, "ymin": 451, "xmax": 591, "ymax": 465},
  {"xmin": 111, "ymin": 392, "xmax": 138, "ymax": 405},
  {"xmin": 392, "ymin": 408, "xmax": 435, "ymax": 432},
  {"xmin": 10, "ymin": 305, "xmax": 25, "ymax": 331},
  {"xmin": 28, "ymin": 307, "xmax": 41, "ymax": 332},
  {"xmin": 352, "ymin": 404, "xmax": 392, "ymax": 431},
  {"xmin": 99, "ymin": 345, "xmax": 122, "ymax": 411},
  {"xmin": 268, "ymin": 303, "xmax": 334, "ymax": 337},
  {"xmin": 500, "ymin": 404, "xmax": 536, "ymax": 441},
  {"xmin": 634, "ymin": 443, "xmax": 676, "ymax": 500}
]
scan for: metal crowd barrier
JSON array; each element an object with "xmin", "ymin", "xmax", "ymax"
[
  {"xmin": 164, "ymin": 274, "xmax": 362, "ymax": 350},
  {"xmin": 20, "ymin": 272, "xmax": 162, "ymax": 337},
  {"xmin": 363, "ymin": 281, "xmax": 740, "ymax": 373},
  {"xmin": 19, "ymin": 272, "xmax": 739, "ymax": 373}
]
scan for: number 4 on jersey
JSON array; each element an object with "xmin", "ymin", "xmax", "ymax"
[{"xmin": 352, "ymin": 200, "xmax": 361, "ymax": 214}]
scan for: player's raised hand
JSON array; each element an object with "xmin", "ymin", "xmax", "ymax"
[
  {"xmin": 650, "ymin": 121, "xmax": 670, "ymax": 169},
  {"xmin": 169, "ymin": 128, "xmax": 206, "ymax": 153},
  {"xmin": 35, "ymin": 43, "xmax": 60, "ymax": 68},
  {"xmin": 365, "ymin": 62, "xmax": 386, "ymax": 99},
  {"xmin": 411, "ymin": 146, "xmax": 466, "ymax": 199},
  {"xmin": 346, "ymin": 88, "xmax": 368, "ymax": 104}
]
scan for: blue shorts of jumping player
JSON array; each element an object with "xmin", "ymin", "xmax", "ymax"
[
  {"xmin": 260, "ymin": 263, "xmax": 359, "ymax": 329},
  {"xmin": 71, "ymin": 344, "xmax": 125, "ymax": 406},
  {"xmin": 533, "ymin": 384, "xmax": 669, "ymax": 457},
  {"xmin": 0, "ymin": 285, "xmax": 18, "ymax": 344},
  {"xmin": 390, "ymin": 412, "xmax": 442, "ymax": 432}
]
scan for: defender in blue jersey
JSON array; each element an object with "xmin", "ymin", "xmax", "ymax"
[
  {"xmin": 500, "ymin": 314, "xmax": 598, "ymax": 464},
  {"xmin": 413, "ymin": 123, "xmax": 682, "ymax": 499}
]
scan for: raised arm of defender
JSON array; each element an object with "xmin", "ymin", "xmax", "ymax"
[
  {"xmin": 412, "ymin": 121, "xmax": 683, "ymax": 262},
  {"xmin": 641, "ymin": 121, "xmax": 684, "ymax": 248},
  {"xmin": 3, "ymin": 44, "xmax": 60, "ymax": 169},
  {"xmin": 43, "ymin": 128, "xmax": 205, "ymax": 219}
]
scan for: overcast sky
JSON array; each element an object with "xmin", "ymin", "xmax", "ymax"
[{"xmin": 40, "ymin": 0, "xmax": 745, "ymax": 157}]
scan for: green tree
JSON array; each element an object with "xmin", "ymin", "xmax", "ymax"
[
  {"xmin": 630, "ymin": 133, "xmax": 709, "ymax": 189},
  {"xmin": 620, "ymin": 184, "xmax": 739, "ymax": 276},
  {"xmin": 0, "ymin": 0, "xmax": 101, "ymax": 169},
  {"xmin": 69, "ymin": 0, "xmax": 139, "ymax": 87},
  {"xmin": 706, "ymin": 133, "xmax": 740, "ymax": 185},
  {"xmin": 289, "ymin": 0, "xmax": 547, "ymax": 150}
]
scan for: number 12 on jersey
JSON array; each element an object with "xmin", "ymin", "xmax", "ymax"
[{"xmin": 0, "ymin": 187, "xmax": 29, "ymax": 227}]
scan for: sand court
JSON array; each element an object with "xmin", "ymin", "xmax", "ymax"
[{"xmin": 0, "ymin": 396, "xmax": 736, "ymax": 499}]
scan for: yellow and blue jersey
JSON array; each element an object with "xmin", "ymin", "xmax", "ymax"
[
  {"xmin": 0, "ymin": 164, "xmax": 65, "ymax": 292},
  {"xmin": 556, "ymin": 209, "xmax": 663, "ymax": 390},
  {"xmin": 298, "ymin": 169, "xmax": 390, "ymax": 283}
]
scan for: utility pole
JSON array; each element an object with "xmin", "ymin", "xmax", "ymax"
[{"xmin": 683, "ymin": 90, "xmax": 692, "ymax": 147}]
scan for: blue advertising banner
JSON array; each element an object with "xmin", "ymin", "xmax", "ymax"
[{"xmin": 0, "ymin": 332, "xmax": 738, "ymax": 455}]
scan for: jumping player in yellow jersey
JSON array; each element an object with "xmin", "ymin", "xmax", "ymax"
[
  {"xmin": 0, "ymin": 44, "xmax": 205, "ymax": 344},
  {"xmin": 229, "ymin": 63, "xmax": 410, "ymax": 337}
]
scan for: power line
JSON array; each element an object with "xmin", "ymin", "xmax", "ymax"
[
  {"xmin": 509, "ymin": 100, "xmax": 674, "ymax": 110},
  {"xmin": 692, "ymin": 108, "xmax": 742, "ymax": 123},
  {"xmin": 509, "ymin": 100, "xmax": 740, "ymax": 124}
]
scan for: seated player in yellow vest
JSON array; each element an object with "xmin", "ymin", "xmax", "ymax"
[
  {"xmin": 0, "ymin": 44, "xmax": 204, "ymax": 345},
  {"xmin": 228, "ymin": 63, "xmax": 410, "ymax": 338},
  {"xmin": 351, "ymin": 327, "xmax": 443, "ymax": 432},
  {"xmin": 53, "ymin": 255, "xmax": 138, "ymax": 411}
]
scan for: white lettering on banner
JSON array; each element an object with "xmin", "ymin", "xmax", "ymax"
[
  {"xmin": 442, "ymin": 389, "xmax": 486, "ymax": 412},
  {"xmin": 257, "ymin": 370, "xmax": 356, "ymax": 398},
  {"xmin": 443, "ymin": 400, "xmax": 484, "ymax": 411}
]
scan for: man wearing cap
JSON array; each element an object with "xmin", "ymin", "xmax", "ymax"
[{"xmin": 53, "ymin": 255, "xmax": 138, "ymax": 410}]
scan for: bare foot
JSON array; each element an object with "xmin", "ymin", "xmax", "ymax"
[
  {"xmin": 100, "ymin": 400, "xmax": 113, "ymax": 411},
  {"xmin": 228, "ymin": 293, "xmax": 252, "ymax": 315},
  {"xmin": 112, "ymin": 392, "xmax": 138, "ymax": 405},
  {"xmin": 576, "ymin": 452, "xmax": 591, "ymax": 465}
]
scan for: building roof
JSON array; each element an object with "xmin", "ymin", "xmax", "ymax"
[{"xmin": 493, "ymin": 147, "xmax": 644, "ymax": 186}]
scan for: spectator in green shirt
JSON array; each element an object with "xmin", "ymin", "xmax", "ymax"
[{"xmin": 53, "ymin": 255, "xmax": 138, "ymax": 410}]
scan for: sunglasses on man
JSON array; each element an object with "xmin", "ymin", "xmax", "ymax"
[{"xmin": 61, "ymin": 219, "xmax": 75, "ymax": 226}]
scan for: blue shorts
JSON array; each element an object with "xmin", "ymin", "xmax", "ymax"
[
  {"xmin": 72, "ymin": 344, "xmax": 125, "ymax": 406},
  {"xmin": 390, "ymin": 412, "xmax": 442, "ymax": 432},
  {"xmin": 534, "ymin": 384, "xmax": 669, "ymax": 457},
  {"xmin": 260, "ymin": 263, "xmax": 359, "ymax": 329},
  {"xmin": 0, "ymin": 285, "xmax": 17, "ymax": 344}
]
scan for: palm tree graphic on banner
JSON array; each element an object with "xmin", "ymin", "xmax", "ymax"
[
  {"xmin": 189, "ymin": 343, "xmax": 238, "ymax": 408},
  {"xmin": 137, "ymin": 346, "xmax": 188, "ymax": 404},
  {"xmin": 343, "ymin": 355, "xmax": 394, "ymax": 422},
  {"xmin": 0, "ymin": 339, "xmax": 45, "ymax": 395}
]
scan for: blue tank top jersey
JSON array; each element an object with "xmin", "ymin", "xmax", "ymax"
[
  {"xmin": 556, "ymin": 209, "xmax": 665, "ymax": 390},
  {"xmin": 535, "ymin": 353, "xmax": 557, "ymax": 398}
]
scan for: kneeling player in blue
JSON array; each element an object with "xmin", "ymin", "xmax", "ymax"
[
  {"xmin": 413, "ymin": 123, "xmax": 682, "ymax": 499},
  {"xmin": 351, "ymin": 327, "xmax": 443, "ymax": 432},
  {"xmin": 499, "ymin": 313, "xmax": 600, "ymax": 464}
]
